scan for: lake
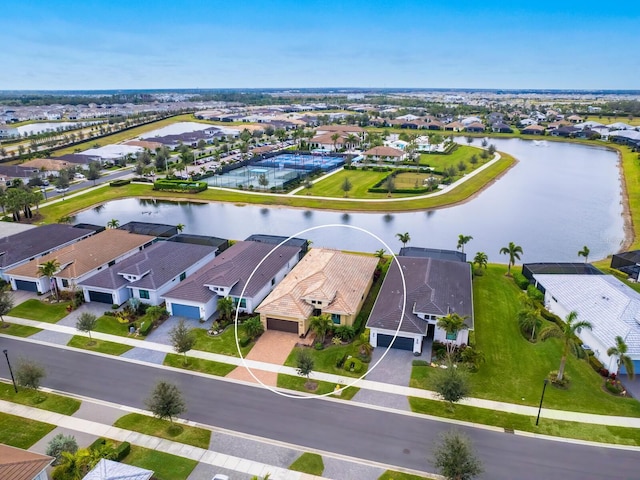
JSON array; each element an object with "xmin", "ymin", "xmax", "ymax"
[
  {"xmin": 17, "ymin": 121, "xmax": 100, "ymax": 136},
  {"xmin": 73, "ymin": 138, "xmax": 625, "ymax": 263}
]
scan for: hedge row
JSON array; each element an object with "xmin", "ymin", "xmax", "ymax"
[
  {"xmin": 153, "ymin": 179, "xmax": 207, "ymax": 193},
  {"xmin": 109, "ymin": 179, "xmax": 131, "ymax": 187}
]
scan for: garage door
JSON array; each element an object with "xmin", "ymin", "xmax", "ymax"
[
  {"xmin": 14, "ymin": 279, "xmax": 39, "ymax": 292},
  {"xmin": 88, "ymin": 290, "xmax": 113, "ymax": 304},
  {"xmin": 620, "ymin": 359, "xmax": 640, "ymax": 376},
  {"xmin": 376, "ymin": 333, "xmax": 414, "ymax": 351},
  {"xmin": 171, "ymin": 303, "xmax": 200, "ymax": 319},
  {"xmin": 267, "ymin": 317, "xmax": 299, "ymax": 333}
]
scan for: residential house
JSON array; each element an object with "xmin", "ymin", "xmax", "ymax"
[
  {"xmin": 461, "ymin": 116, "xmax": 482, "ymax": 126},
  {"xmin": 465, "ymin": 122, "xmax": 486, "ymax": 133},
  {"xmin": 0, "ymin": 165, "xmax": 39, "ymax": 184},
  {"xmin": 83, "ymin": 459, "xmax": 153, "ymax": 480},
  {"xmin": 79, "ymin": 241, "xmax": 218, "ymax": 305},
  {"xmin": 80, "ymin": 145, "xmax": 143, "ymax": 164},
  {"xmin": 491, "ymin": 122, "xmax": 513, "ymax": 134},
  {"xmin": 367, "ymin": 255, "xmax": 473, "ymax": 354},
  {"xmin": 532, "ymin": 273, "xmax": 640, "ymax": 375},
  {"xmin": 0, "ymin": 224, "xmax": 95, "ymax": 281},
  {"xmin": 162, "ymin": 240, "xmax": 301, "ymax": 321},
  {"xmin": 362, "ymin": 146, "xmax": 406, "ymax": 163},
  {"xmin": 21, "ymin": 158, "xmax": 75, "ymax": 178},
  {"xmin": 550, "ymin": 125, "xmax": 579, "ymax": 137},
  {"xmin": 567, "ymin": 114, "xmax": 584, "ymax": 123},
  {"xmin": 519, "ymin": 118, "xmax": 537, "ymax": 127},
  {"xmin": 400, "ymin": 246, "xmax": 466, "ymax": 263},
  {"xmin": 521, "ymin": 125, "xmax": 546, "ymax": 135},
  {"xmin": 256, "ymin": 249, "xmax": 378, "ymax": 335},
  {"xmin": 117, "ymin": 222, "xmax": 178, "ymax": 238},
  {"xmin": 609, "ymin": 130, "xmax": 640, "ymax": 147},
  {"xmin": 6, "ymin": 229, "xmax": 155, "ymax": 294},
  {"xmin": 443, "ymin": 121, "xmax": 465, "ymax": 132},
  {"xmin": 610, "ymin": 250, "xmax": 640, "ymax": 280},
  {"xmin": 0, "ymin": 125, "xmax": 19, "ymax": 138},
  {"xmin": 0, "ymin": 444, "xmax": 54, "ymax": 480}
]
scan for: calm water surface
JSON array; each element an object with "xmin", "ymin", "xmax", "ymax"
[{"xmin": 74, "ymin": 138, "xmax": 625, "ymax": 263}]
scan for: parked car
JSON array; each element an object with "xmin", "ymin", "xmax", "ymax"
[
  {"xmin": 211, "ymin": 475, "xmax": 229, "ymax": 480},
  {"xmin": 55, "ymin": 187, "xmax": 69, "ymax": 193}
]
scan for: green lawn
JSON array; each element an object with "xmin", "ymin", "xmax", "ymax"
[
  {"xmin": 122, "ymin": 445, "xmax": 197, "ymax": 480},
  {"xmin": 8, "ymin": 299, "xmax": 71, "ymax": 323},
  {"xmin": 297, "ymin": 169, "xmax": 390, "ymax": 198},
  {"xmin": 114, "ymin": 413, "xmax": 211, "ymax": 449},
  {"xmin": 67, "ymin": 335, "xmax": 133, "ymax": 355},
  {"xmin": 0, "ymin": 381, "xmax": 81, "ymax": 415},
  {"xmin": 418, "ymin": 144, "xmax": 486, "ymax": 170},
  {"xmin": 284, "ymin": 344, "xmax": 366, "ymax": 378},
  {"xmin": 94, "ymin": 314, "xmax": 139, "ymax": 338},
  {"xmin": 163, "ymin": 353, "xmax": 236, "ymax": 376},
  {"xmin": 277, "ymin": 373, "xmax": 360, "ymax": 400},
  {"xmin": 192, "ymin": 326, "xmax": 254, "ymax": 357},
  {"xmin": 0, "ymin": 322, "xmax": 42, "ymax": 337},
  {"xmin": 409, "ymin": 396, "xmax": 640, "ymax": 446},
  {"xmin": 289, "ymin": 452, "xmax": 324, "ymax": 475},
  {"xmin": 410, "ymin": 264, "xmax": 640, "ymax": 417},
  {"xmin": 0, "ymin": 412, "xmax": 56, "ymax": 449},
  {"xmin": 378, "ymin": 471, "xmax": 430, "ymax": 480}
]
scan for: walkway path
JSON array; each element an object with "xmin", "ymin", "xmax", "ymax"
[{"xmin": 5, "ymin": 314, "xmax": 640, "ymax": 429}]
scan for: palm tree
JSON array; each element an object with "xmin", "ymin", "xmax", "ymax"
[
  {"xmin": 437, "ymin": 313, "xmax": 469, "ymax": 356},
  {"xmin": 517, "ymin": 294, "xmax": 542, "ymax": 341},
  {"xmin": 38, "ymin": 259, "xmax": 60, "ymax": 301},
  {"xmin": 106, "ymin": 218, "xmax": 119, "ymax": 229},
  {"xmin": 217, "ymin": 296, "xmax": 235, "ymax": 323},
  {"xmin": 457, "ymin": 234, "xmax": 473, "ymax": 254},
  {"xmin": 499, "ymin": 242, "xmax": 523, "ymax": 276},
  {"xmin": 473, "ymin": 252, "xmax": 488, "ymax": 271},
  {"xmin": 607, "ymin": 335, "xmax": 635, "ymax": 379},
  {"xmin": 309, "ymin": 314, "xmax": 333, "ymax": 343},
  {"xmin": 331, "ymin": 133, "xmax": 340, "ymax": 151},
  {"xmin": 176, "ymin": 223, "xmax": 185, "ymax": 233},
  {"xmin": 578, "ymin": 245, "xmax": 590, "ymax": 263},
  {"xmin": 540, "ymin": 310, "xmax": 592, "ymax": 382},
  {"xmin": 374, "ymin": 248, "xmax": 386, "ymax": 262},
  {"xmin": 396, "ymin": 232, "xmax": 411, "ymax": 248}
]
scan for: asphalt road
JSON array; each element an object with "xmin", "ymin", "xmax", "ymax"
[{"xmin": 2, "ymin": 337, "xmax": 639, "ymax": 480}]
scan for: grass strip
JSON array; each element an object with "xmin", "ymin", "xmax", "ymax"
[
  {"xmin": 289, "ymin": 452, "xmax": 324, "ymax": 475},
  {"xmin": 67, "ymin": 335, "xmax": 133, "ymax": 355},
  {"xmin": 163, "ymin": 353, "xmax": 236, "ymax": 376},
  {"xmin": 0, "ymin": 322, "xmax": 42, "ymax": 337},
  {"xmin": 114, "ymin": 412, "xmax": 211, "ymax": 449},
  {"xmin": 122, "ymin": 444, "xmax": 197, "ymax": 480},
  {"xmin": 277, "ymin": 373, "xmax": 360, "ymax": 400},
  {"xmin": 0, "ymin": 381, "xmax": 81, "ymax": 415},
  {"xmin": 0, "ymin": 411, "xmax": 56, "ymax": 449}
]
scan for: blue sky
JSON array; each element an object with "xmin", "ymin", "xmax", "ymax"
[{"xmin": 1, "ymin": 0, "xmax": 638, "ymax": 90}]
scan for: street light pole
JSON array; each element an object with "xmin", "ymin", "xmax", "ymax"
[
  {"xmin": 536, "ymin": 378, "xmax": 549, "ymax": 426},
  {"xmin": 3, "ymin": 349, "xmax": 18, "ymax": 393}
]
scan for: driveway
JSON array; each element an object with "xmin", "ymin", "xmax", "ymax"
[
  {"xmin": 225, "ymin": 330, "xmax": 298, "ymax": 386},
  {"xmin": 57, "ymin": 302, "xmax": 108, "ymax": 327}
]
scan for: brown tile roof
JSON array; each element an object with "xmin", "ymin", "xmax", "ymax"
[
  {"xmin": 257, "ymin": 249, "xmax": 378, "ymax": 320},
  {"xmin": 7, "ymin": 229, "xmax": 155, "ymax": 281},
  {"xmin": 0, "ymin": 444, "xmax": 54, "ymax": 480},
  {"xmin": 362, "ymin": 146, "xmax": 405, "ymax": 157},
  {"xmin": 123, "ymin": 140, "xmax": 164, "ymax": 150},
  {"xmin": 444, "ymin": 121, "xmax": 465, "ymax": 129},
  {"xmin": 21, "ymin": 158, "xmax": 71, "ymax": 171},
  {"xmin": 311, "ymin": 132, "xmax": 347, "ymax": 144},
  {"xmin": 316, "ymin": 125, "xmax": 365, "ymax": 134}
]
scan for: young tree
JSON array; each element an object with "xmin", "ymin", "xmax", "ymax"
[
  {"xmin": 457, "ymin": 234, "xmax": 473, "ymax": 254},
  {"xmin": 243, "ymin": 316, "xmax": 264, "ymax": 339},
  {"xmin": 432, "ymin": 362, "xmax": 471, "ymax": 409},
  {"xmin": 432, "ymin": 430, "xmax": 483, "ymax": 480},
  {"xmin": 499, "ymin": 241, "xmax": 523, "ymax": 276},
  {"xmin": 258, "ymin": 173, "xmax": 270, "ymax": 191},
  {"xmin": 145, "ymin": 380, "xmax": 186, "ymax": 424},
  {"xmin": 607, "ymin": 335, "xmax": 635, "ymax": 379},
  {"xmin": 296, "ymin": 349, "xmax": 315, "ymax": 389},
  {"xmin": 87, "ymin": 161, "xmax": 101, "ymax": 185},
  {"xmin": 16, "ymin": 359, "xmax": 46, "ymax": 391},
  {"xmin": 38, "ymin": 259, "xmax": 61, "ymax": 302},
  {"xmin": 396, "ymin": 231, "xmax": 411, "ymax": 248},
  {"xmin": 76, "ymin": 312, "xmax": 98, "ymax": 341},
  {"xmin": 472, "ymin": 252, "xmax": 488, "ymax": 271},
  {"xmin": 517, "ymin": 295, "xmax": 542, "ymax": 341},
  {"xmin": 578, "ymin": 245, "xmax": 590, "ymax": 263},
  {"xmin": 46, "ymin": 433, "xmax": 78, "ymax": 465},
  {"xmin": 169, "ymin": 319, "xmax": 196, "ymax": 365},
  {"xmin": 106, "ymin": 218, "xmax": 119, "ymax": 229},
  {"xmin": 540, "ymin": 310, "xmax": 592, "ymax": 382},
  {"xmin": 340, "ymin": 177, "xmax": 352, "ymax": 197},
  {"xmin": 0, "ymin": 289, "xmax": 15, "ymax": 325}
]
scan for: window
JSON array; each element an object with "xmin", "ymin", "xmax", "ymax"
[
  {"xmin": 108, "ymin": 260, "xmax": 115, "ymax": 267},
  {"xmin": 271, "ymin": 277, "xmax": 275, "ymax": 286},
  {"xmin": 179, "ymin": 272, "xmax": 186, "ymax": 281},
  {"xmin": 446, "ymin": 330, "xmax": 457, "ymax": 341},
  {"xmin": 233, "ymin": 297, "xmax": 246, "ymax": 308},
  {"xmin": 139, "ymin": 290, "xmax": 150, "ymax": 299},
  {"xmin": 61, "ymin": 279, "xmax": 69, "ymax": 288},
  {"xmin": 331, "ymin": 313, "xmax": 341, "ymax": 325}
]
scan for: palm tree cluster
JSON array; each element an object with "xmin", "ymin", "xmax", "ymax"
[{"xmin": 0, "ymin": 184, "xmax": 44, "ymax": 221}]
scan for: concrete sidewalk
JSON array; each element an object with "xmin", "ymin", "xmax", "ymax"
[
  {"xmin": 6, "ymin": 314, "xmax": 640, "ymax": 429},
  {"xmin": 0, "ymin": 398, "xmax": 331, "ymax": 480}
]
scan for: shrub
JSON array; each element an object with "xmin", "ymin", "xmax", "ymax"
[
  {"xmin": 46, "ymin": 434, "xmax": 78, "ymax": 465},
  {"xmin": 138, "ymin": 320, "xmax": 153, "ymax": 336},
  {"xmin": 512, "ymin": 272, "xmax": 529, "ymax": 290},
  {"xmin": 605, "ymin": 378, "xmax": 624, "ymax": 395},
  {"xmin": 314, "ymin": 342, "xmax": 324, "ymax": 351},
  {"xmin": 111, "ymin": 304, "xmax": 119, "ymax": 310},
  {"xmin": 336, "ymin": 353, "xmax": 348, "ymax": 369},
  {"xmin": 334, "ymin": 325, "xmax": 356, "ymax": 342},
  {"xmin": 114, "ymin": 441, "xmax": 130, "ymax": 461},
  {"xmin": 588, "ymin": 355, "xmax": 604, "ymax": 373},
  {"xmin": 344, "ymin": 357, "xmax": 363, "ymax": 373},
  {"xmin": 239, "ymin": 336, "xmax": 251, "ymax": 348},
  {"xmin": 109, "ymin": 179, "xmax": 130, "ymax": 187},
  {"xmin": 527, "ymin": 284, "xmax": 544, "ymax": 302},
  {"xmin": 412, "ymin": 359, "xmax": 429, "ymax": 367},
  {"xmin": 153, "ymin": 179, "xmax": 207, "ymax": 193},
  {"xmin": 431, "ymin": 341, "xmax": 447, "ymax": 361},
  {"xmin": 88, "ymin": 437, "xmax": 107, "ymax": 451},
  {"xmin": 540, "ymin": 308, "xmax": 564, "ymax": 328}
]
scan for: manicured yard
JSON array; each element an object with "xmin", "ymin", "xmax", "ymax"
[
  {"xmin": 0, "ymin": 322, "xmax": 42, "ymax": 337},
  {"xmin": 67, "ymin": 335, "xmax": 133, "ymax": 355},
  {"xmin": 297, "ymin": 169, "xmax": 390, "ymax": 198},
  {"xmin": 289, "ymin": 452, "xmax": 324, "ymax": 476},
  {"xmin": 94, "ymin": 314, "xmax": 141, "ymax": 338},
  {"xmin": 122, "ymin": 445, "xmax": 197, "ymax": 480},
  {"xmin": 192, "ymin": 326, "xmax": 254, "ymax": 357},
  {"xmin": 277, "ymin": 373, "xmax": 360, "ymax": 400},
  {"xmin": 8, "ymin": 299, "xmax": 71, "ymax": 323},
  {"xmin": 0, "ymin": 382, "xmax": 81, "ymax": 415},
  {"xmin": 393, "ymin": 171, "xmax": 441, "ymax": 189},
  {"xmin": 410, "ymin": 264, "xmax": 640, "ymax": 417},
  {"xmin": 418, "ymin": 144, "xmax": 485, "ymax": 170},
  {"xmin": 0, "ymin": 412, "xmax": 55, "ymax": 449},
  {"xmin": 409, "ymin": 396, "xmax": 640, "ymax": 446},
  {"xmin": 378, "ymin": 471, "xmax": 430, "ymax": 480},
  {"xmin": 163, "ymin": 353, "xmax": 236, "ymax": 376},
  {"xmin": 114, "ymin": 413, "xmax": 211, "ymax": 449},
  {"xmin": 284, "ymin": 344, "xmax": 367, "ymax": 378}
]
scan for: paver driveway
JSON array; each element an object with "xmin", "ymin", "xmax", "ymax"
[{"xmin": 226, "ymin": 330, "xmax": 299, "ymax": 386}]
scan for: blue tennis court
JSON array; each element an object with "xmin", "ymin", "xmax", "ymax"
[{"xmin": 255, "ymin": 153, "xmax": 344, "ymax": 171}]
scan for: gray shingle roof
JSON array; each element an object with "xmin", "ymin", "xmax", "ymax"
[
  {"xmin": 79, "ymin": 241, "xmax": 217, "ymax": 291},
  {"xmin": 0, "ymin": 224, "xmax": 94, "ymax": 270},
  {"xmin": 367, "ymin": 257, "xmax": 473, "ymax": 334},
  {"xmin": 163, "ymin": 241, "xmax": 301, "ymax": 303}
]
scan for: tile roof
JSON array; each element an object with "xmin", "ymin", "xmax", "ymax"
[
  {"xmin": 257, "ymin": 249, "xmax": 378, "ymax": 320},
  {"xmin": 163, "ymin": 241, "xmax": 301, "ymax": 303},
  {"xmin": 0, "ymin": 444, "xmax": 54, "ymax": 480},
  {"xmin": 84, "ymin": 458, "xmax": 153, "ymax": 480},
  {"xmin": 533, "ymin": 274, "xmax": 640, "ymax": 356},
  {"xmin": 367, "ymin": 257, "xmax": 473, "ymax": 334},
  {"xmin": 6, "ymin": 229, "xmax": 155, "ymax": 280},
  {"xmin": 0, "ymin": 224, "xmax": 95, "ymax": 270},
  {"xmin": 79, "ymin": 241, "xmax": 217, "ymax": 290},
  {"xmin": 362, "ymin": 146, "xmax": 405, "ymax": 157}
]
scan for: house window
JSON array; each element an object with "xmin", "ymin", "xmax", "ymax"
[
  {"xmin": 446, "ymin": 331, "xmax": 457, "ymax": 341},
  {"xmin": 179, "ymin": 272, "xmax": 186, "ymax": 281},
  {"xmin": 139, "ymin": 290, "xmax": 150, "ymax": 299},
  {"xmin": 108, "ymin": 260, "xmax": 115, "ymax": 267},
  {"xmin": 233, "ymin": 298, "xmax": 246, "ymax": 308},
  {"xmin": 271, "ymin": 277, "xmax": 275, "ymax": 286},
  {"xmin": 61, "ymin": 279, "xmax": 69, "ymax": 288},
  {"xmin": 331, "ymin": 313, "xmax": 341, "ymax": 325}
]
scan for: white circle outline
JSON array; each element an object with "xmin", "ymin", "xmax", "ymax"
[{"xmin": 234, "ymin": 224, "xmax": 407, "ymax": 399}]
